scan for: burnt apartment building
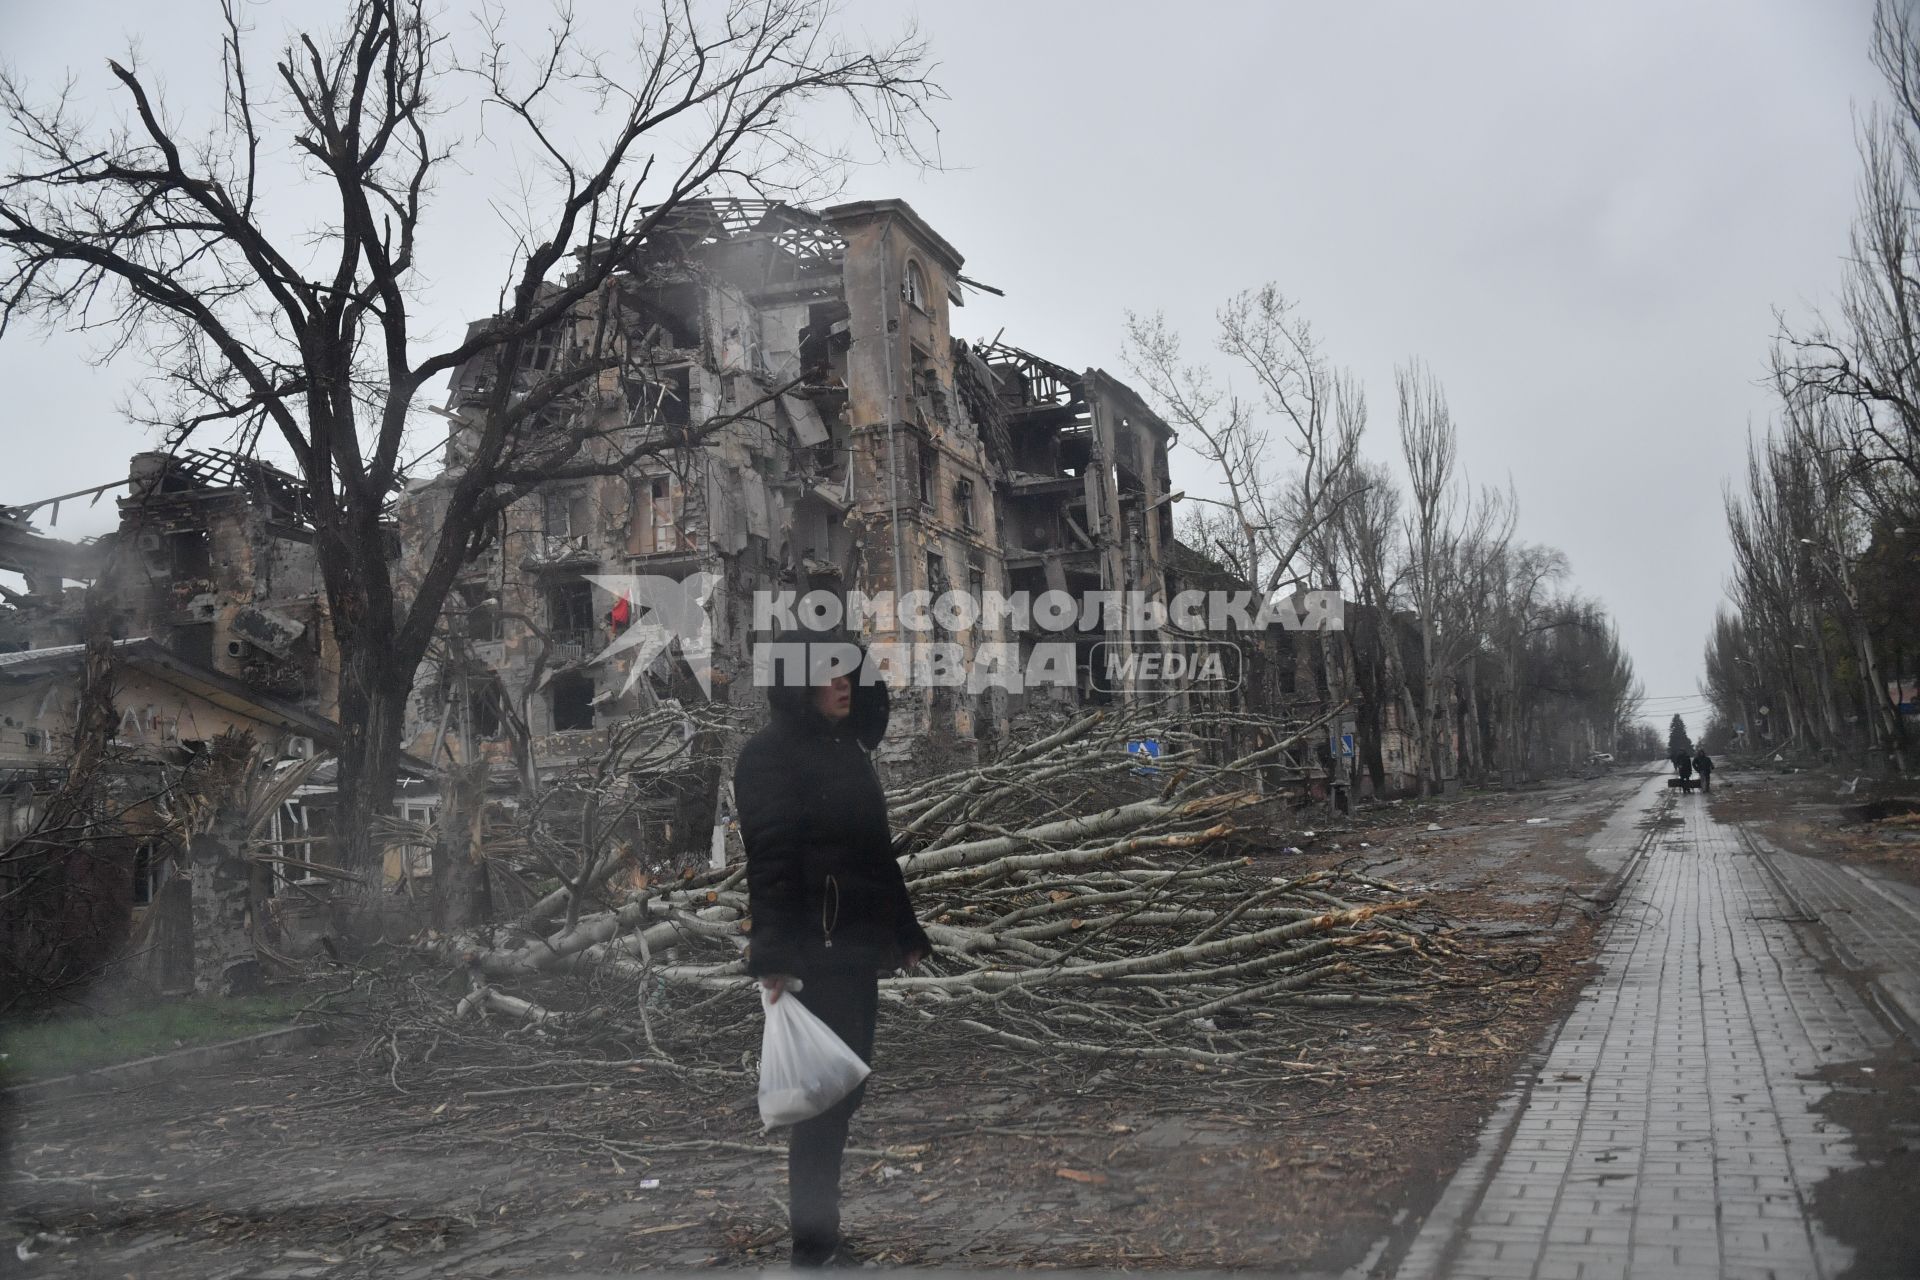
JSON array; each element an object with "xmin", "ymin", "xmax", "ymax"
[{"xmin": 396, "ymin": 197, "xmax": 1180, "ymax": 770}]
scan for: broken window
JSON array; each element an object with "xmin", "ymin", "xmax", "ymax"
[
  {"xmin": 547, "ymin": 577, "xmax": 597, "ymax": 640},
  {"xmin": 469, "ymin": 676, "xmax": 506, "ymax": 740},
  {"xmin": 627, "ymin": 284, "xmax": 701, "ymax": 348},
  {"xmin": 131, "ymin": 842, "xmax": 159, "ymax": 906},
  {"xmin": 627, "ymin": 365, "xmax": 692, "ymax": 429},
  {"xmin": 904, "ymin": 259, "xmax": 928, "ymax": 312},
  {"xmin": 551, "ymin": 672, "xmax": 596, "ymax": 731},
  {"xmin": 520, "ymin": 324, "xmax": 565, "ymax": 373},
  {"xmin": 391, "ymin": 801, "xmax": 436, "ymax": 881},
  {"xmin": 301, "ymin": 807, "xmax": 332, "ymax": 876},
  {"xmin": 955, "ymin": 478, "xmax": 976, "ymax": 531},
  {"xmin": 543, "ymin": 489, "xmax": 593, "ymax": 540},
  {"xmin": 453, "ymin": 582, "xmax": 502, "ymax": 642},
  {"xmin": 168, "ymin": 529, "xmax": 211, "ymax": 577},
  {"xmin": 918, "ymin": 443, "xmax": 937, "ymax": 507},
  {"xmin": 629, "ymin": 475, "xmax": 683, "ymax": 555},
  {"xmin": 926, "ymin": 551, "xmax": 950, "ymax": 597},
  {"xmin": 911, "ymin": 348, "xmax": 941, "ymax": 426}
]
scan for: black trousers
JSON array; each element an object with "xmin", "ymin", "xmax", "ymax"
[{"xmin": 787, "ymin": 969, "xmax": 879, "ymax": 1257}]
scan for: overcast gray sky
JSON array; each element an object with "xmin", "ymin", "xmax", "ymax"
[{"xmin": 0, "ymin": 0, "xmax": 1884, "ymax": 724}]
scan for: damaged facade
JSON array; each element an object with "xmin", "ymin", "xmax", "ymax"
[
  {"xmin": 2, "ymin": 452, "xmax": 364, "ymax": 974},
  {"xmin": 4, "ymin": 450, "xmax": 340, "ymax": 723},
  {"xmin": 394, "ymin": 198, "xmax": 1182, "ymax": 775}
]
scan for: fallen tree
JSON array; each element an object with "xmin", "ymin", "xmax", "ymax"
[{"xmin": 434, "ymin": 700, "xmax": 1463, "ymax": 1074}]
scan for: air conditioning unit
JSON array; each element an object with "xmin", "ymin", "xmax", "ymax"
[{"xmin": 283, "ymin": 736, "xmax": 316, "ymax": 761}]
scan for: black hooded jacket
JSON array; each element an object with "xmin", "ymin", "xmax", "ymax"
[{"xmin": 735, "ymin": 672, "xmax": 932, "ymax": 978}]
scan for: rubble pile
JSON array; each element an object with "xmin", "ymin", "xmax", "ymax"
[{"xmin": 450, "ymin": 705, "xmax": 1456, "ymax": 1072}]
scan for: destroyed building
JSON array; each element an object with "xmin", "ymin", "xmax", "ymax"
[
  {"xmin": 4, "ymin": 451, "xmax": 340, "ymax": 722},
  {"xmin": 2, "ymin": 452, "xmax": 364, "ymax": 932},
  {"xmin": 395, "ymin": 197, "xmax": 1181, "ymax": 774}
]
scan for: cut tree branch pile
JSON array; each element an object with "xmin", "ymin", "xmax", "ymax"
[{"xmin": 447, "ymin": 702, "xmax": 1468, "ymax": 1072}]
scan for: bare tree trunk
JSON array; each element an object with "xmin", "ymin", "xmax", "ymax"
[
  {"xmin": 189, "ymin": 822, "xmax": 255, "ymax": 997},
  {"xmin": 431, "ymin": 761, "xmax": 493, "ymax": 932},
  {"xmin": 1462, "ymin": 666, "xmax": 1485, "ymax": 782}
]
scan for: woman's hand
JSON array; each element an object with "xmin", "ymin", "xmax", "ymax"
[{"xmin": 760, "ymin": 975, "xmax": 797, "ymax": 1004}]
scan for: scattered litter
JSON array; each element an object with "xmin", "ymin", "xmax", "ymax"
[
  {"xmin": 1426, "ymin": 823, "xmax": 1443, "ymax": 831},
  {"xmin": 15, "ymin": 1234, "xmax": 75, "ymax": 1263},
  {"xmin": 1056, "ymin": 1168, "xmax": 1109, "ymax": 1185},
  {"xmin": 639, "ymin": 1178, "xmax": 661, "ymax": 1189},
  {"xmin": 880, "ymin": 1165, "xmax": 907, "ymax": 1181},
  {"xmin": 1526, "ymin": 818, "xmax": 1548, "ymax": 825},
  {"xmin": 1282, "ymin": 846, "xmax": 1303, "ymax": 855}
]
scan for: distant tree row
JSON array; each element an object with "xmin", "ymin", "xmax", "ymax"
[{"xmin": 1123, "ymin": 297, "xmax": 1644, "ymax": 793}]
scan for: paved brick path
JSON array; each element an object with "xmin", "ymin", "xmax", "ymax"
[
  {"xmin": 1746, "ymin": 831, "xmax": 1920, "ymax": 1044},
  {"xmin": 1397, "ymin": 775, "xmax": 1896, "ymax": 1280}
]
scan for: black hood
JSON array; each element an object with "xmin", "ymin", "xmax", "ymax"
[{"xmin": 763, "ymin": 634, "xmax": 890, "ymax": 750}]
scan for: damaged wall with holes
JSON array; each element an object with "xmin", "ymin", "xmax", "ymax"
[
  {"xmin": 2, "ymin": 452, "xmax": 340, "ymax": 724},
  {"xmin": 108, "ymin": 452, "xmax": 339, "ymax": 716},
  {"xmin": 395, "ymin": 196, "xmax": 1180, "ymax": 776}
]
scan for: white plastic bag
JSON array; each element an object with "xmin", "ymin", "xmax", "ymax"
[{"xmin": 756, "ymin": 984, "xmax": 870, "ymax": 1129}]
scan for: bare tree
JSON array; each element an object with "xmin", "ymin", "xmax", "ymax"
[
  {"xmin": 1779, "ymin": 0, "xmax": 1920, "ymax": 519},
  {"xmin": 1394, "ymin": 361, "xmax": 1513, "ymax": 794},
  {"xmin": 1122, "ymin": 286, "xmax": 1365, "ymax": 598},
  {"xmin": 1329, "ymin": 459, "xmax": 1414, "ymax": 789},
  {"xmin": 0, "ymin": 0, "xmax": 939, "ymax": 882},
  {"xmin": 1488, "ymin": 542, "xmax": 1569, "ymax": 783}
]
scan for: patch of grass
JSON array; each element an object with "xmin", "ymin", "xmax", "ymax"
[{"xmin": 0, "ymin": 994, "xmax": 306, "ymax": 1084}]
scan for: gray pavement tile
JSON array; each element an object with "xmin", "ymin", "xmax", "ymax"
[{"xmin": 1396, "ymin": 774, "xmax": 1897, "ymax": 1280}]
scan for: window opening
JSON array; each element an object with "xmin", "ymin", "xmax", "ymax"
[
  {"xmin": 918, "ymin": 443, "xmax": 937, "ymax": 507},
  {"xmin": 551, "ymin": 672, "xmax": 596, "ymax": 730},
  {"xmin": 543, "ymin": 489, "xmax": 591, "ymax": 540},
  {"xmin": 132, "ymin": 842, "xmax": 159, "ymax": 905},
  {"xmin": 453, "ymin": 582, "xmax": 501, "ymax": 641},
  {"xmin": 630, "ymin": 475, "xmax": 687, "ymax": 554},
  {"xmin": 548, "ymin": 578, "xmax": 597, "ymax": 641}
]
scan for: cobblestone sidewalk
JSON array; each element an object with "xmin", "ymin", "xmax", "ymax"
[{"xmin": 1396, "ymin": 775, "xmax": 1897, "ymax": 1280}]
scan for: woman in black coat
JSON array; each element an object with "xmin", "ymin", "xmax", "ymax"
[{"xmin": 735, "ymin": 650, "xmax": 932, "ymax": 1268}]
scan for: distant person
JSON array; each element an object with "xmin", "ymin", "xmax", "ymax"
[
  {"xmin": 1692, "ymin": 749, "xmax": 1714, "ymax": 793},
  {"xmin": 1672, "ymin": 751, "xmax": 1693, "ymax": 784}
]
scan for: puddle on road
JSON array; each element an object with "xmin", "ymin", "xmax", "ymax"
[{"xmin": 1807, "ymin": 1047, "xmax": 1920, "ymax": 1278}]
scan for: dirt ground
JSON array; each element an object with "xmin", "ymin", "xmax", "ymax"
[
  {"xmin": 1708, "ymin": 760, "xmax": 1920, "ymax": 890},
  {"xmin": 3, "ymin": 770, "xmax": 1655, "ymax": 1277}
]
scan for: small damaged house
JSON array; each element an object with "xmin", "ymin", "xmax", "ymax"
[
  {"xmin": 0, "ymin": 637, "xmax": 347, "ymax": 994},
  {"xmin": 1, "ymin": 452, "xmax": 423, "ymax": 990}
]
